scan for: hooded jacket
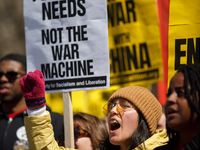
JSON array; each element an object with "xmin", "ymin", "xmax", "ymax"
[
  {"xmin": 0, "ymin": 104, "xmax": 63, "ymax": 150},
  {"xmin": 24, "ymin": 111, "xmax": 168, "ymax": 150}
]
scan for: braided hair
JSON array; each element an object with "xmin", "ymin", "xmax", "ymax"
[{"xmin": 178, "ymin": 63, "xmax": 200, "ymax": 116}]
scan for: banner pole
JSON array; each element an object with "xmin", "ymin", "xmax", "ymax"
[{"xmin": 63, "ymin": 92, "xmax": 74, "ymax": 148}]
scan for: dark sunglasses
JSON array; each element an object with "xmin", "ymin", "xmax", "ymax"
[
  {"xmin": 0, "ymin": 71, "xmax": 24, "ymax": 79},
  {"xmin": 74, "ymin": 126, "xmax": 90, "ymax": 140}
]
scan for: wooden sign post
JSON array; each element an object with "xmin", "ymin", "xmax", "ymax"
[{"xmin": 63, "ymin": 92, "xmax": 74, "ymax": 148}]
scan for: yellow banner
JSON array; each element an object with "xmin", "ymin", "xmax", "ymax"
[
  {"xmin": 108, "ymin": 0, "xmax": 163, "ymax": 86},
  {"xmin": 168, "ymin": 0, "xmax": 200, "ymax": 85}
]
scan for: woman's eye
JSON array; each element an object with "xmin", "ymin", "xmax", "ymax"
[
  {"xmin": 122, "ymin": 104, "xmax": 132, "ymax": 109},
  {"xmin": 177, "ymin": 90, "xmax": 185, "ymax": 97},
  {"xmin": 108, "ymin": 103, "xmax": 116, "ymax": 110},
  {"xmin": 121, "ymin": 104, "xmax": 128, "ymax": 108}
]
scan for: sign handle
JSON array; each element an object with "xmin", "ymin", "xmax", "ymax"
[{"xmin": 63, "ymin": 92, "xmax": 74, "ymax": 148}]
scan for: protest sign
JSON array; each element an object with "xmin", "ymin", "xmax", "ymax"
[
  {"xmin": 24, "ymin": 0, "xmax": 109, "ymax": 93},
  {"xmin": 168, "ymin": 0, "xmax": 200, "ymax": 85}
]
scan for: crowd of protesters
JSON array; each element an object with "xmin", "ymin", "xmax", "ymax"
[
  {"xmin": 1, "ymin": 53, "xmax": 200, "ymax": 150},
  {"xmin": 20, "ymin": 69, "xmax": 168, "ymax": 150}
]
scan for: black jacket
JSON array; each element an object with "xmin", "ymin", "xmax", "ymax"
[{"xmin": 0, "ymin": 104, "xmax": 63, "ymax": 150}]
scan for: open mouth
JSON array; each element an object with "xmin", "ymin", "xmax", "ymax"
[
  {"xmin": 167, "ymin": 108, "xmax": 177, "ymax": 115},
  {"xmin": 110, "ymin": 120, "xmax": 120, "ymax": 131}
]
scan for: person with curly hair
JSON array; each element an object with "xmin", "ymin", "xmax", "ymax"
[{"xmin": 155, "ymin": 63, "xmax": 200, "ymax": 150}]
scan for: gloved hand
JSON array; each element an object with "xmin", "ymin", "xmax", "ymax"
[{"xmin": 19, "ymin": 70, "xmax": 46, "ymax": 108}]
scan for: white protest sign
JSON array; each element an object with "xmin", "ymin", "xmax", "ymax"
[{"xmin": 24, "ymin": 0, "xmax": 109, "ymax": 93}]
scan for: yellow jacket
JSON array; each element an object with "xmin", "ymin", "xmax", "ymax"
[
  {"xmin": 24, "ymin": 111, "xmax": 168, "ymax": 150},
  {"xmin": 24, "ymin": 111, "xmax": 75, "ymax": 150},
  {"xmin": 133, "ymin": 129, "xmax": 168, "ymax": 150}
]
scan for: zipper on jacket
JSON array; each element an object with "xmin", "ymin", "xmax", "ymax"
[{"xmin": 2, "ymin": 118, "xmax": 13, "ymax": 150}]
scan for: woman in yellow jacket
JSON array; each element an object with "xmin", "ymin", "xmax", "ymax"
[{"xmin": 20, "ymin": 70, "xmax": 168, "ymax": 150}]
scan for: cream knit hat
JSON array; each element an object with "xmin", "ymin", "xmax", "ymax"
[{"xmin": 108, "ymin": 86, "xmax": 162, "ymax": 135}]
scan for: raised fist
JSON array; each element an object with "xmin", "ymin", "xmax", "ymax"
[{"xmin": 19, "ymin": 70, "xmax": 46, "ymax": 108}]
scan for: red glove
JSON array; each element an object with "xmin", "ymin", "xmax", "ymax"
[{"xmin": 19, "ymin": 70, "xmax": 46, "ymax": 108}]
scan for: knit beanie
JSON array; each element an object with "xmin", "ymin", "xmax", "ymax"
[{"xmin": 108, "ymin": 86, "xmax": 162, "ymax": 135}]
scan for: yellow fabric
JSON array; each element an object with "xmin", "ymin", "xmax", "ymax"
[
  {"xmin": 24, "ymin": 111, "xmax": 76, "ymax": 150},
  {"xmin": 168, "ymin": 0, "xmax": 200, "ymax": 87},
  {"xmin": 133, "ymin": 129, "xmax": 168, "ymax": 150},
  {"xmin": 24, "ymin": 111, "xmax": 168, "ymax": 150},
  {"xmin": 108, "ymin": 0, "xmax": 163, "ymax": 86}
]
